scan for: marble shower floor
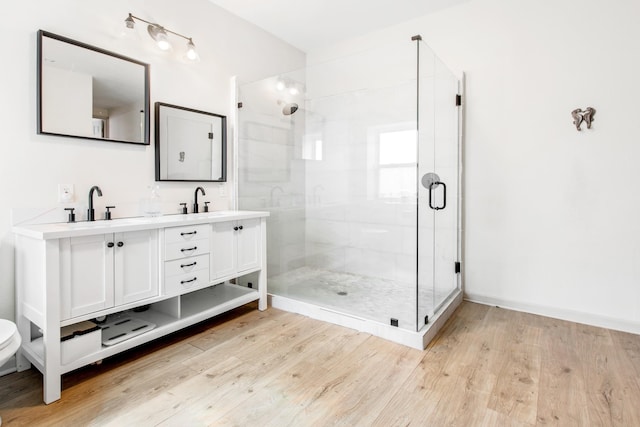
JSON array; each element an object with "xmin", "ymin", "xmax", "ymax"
[{"xmin": 269, "ymin": 266, "xmax": 446, "ymax": 330}]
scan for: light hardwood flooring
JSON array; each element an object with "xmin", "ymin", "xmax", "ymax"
[{"xmin": 1, "ymin": 301, "xmax": 640, "ymax": 426}]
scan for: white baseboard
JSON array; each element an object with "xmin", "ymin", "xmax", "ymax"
[{"xmin": 464, "ymin": 292, "xmax": 640, "ymax": 335}]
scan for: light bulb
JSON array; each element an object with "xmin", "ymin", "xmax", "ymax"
[
  {"xmin": 156, "ymin": 33, "xmax": 171, "ymax": 50},
  {"xmin": 148, "ymin": 25, "xmax": 172, "ymax": 51},
  {"xmin": 276, "ymin": 80, "xmax": 285, "ymax": 91},
  {"xmin": 289, "ymin": 86, "xmax": 299, "ymax": 95},
  {"xmin": 124, "ymin": 14, "xmax": 135, "ymax": 29},
  {"xmin": 186, "ymin": 39, "xmax": 199, "ymax": 61}
]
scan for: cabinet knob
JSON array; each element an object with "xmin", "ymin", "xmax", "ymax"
[
  {"xmin": 238, "ymin": 225, "xmax": 243, "ymax": 230},
  {"xmin": 117, "ymin": 242, "xmax": 124, "ymax": 247},
  {"xmin": 233, "ymin": 226, "xmax": 239, "ymax": 231},
  {"xmin": 107, "ymin": 242, "xmax": 115, "ymax": 248}
]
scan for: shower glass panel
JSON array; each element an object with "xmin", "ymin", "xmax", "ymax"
[
  {"xmin": 238, "ymin": 38, "xmax": 459, "ymax": 334},
  {"xmin": 417, "ymin": 41, "xmax": 460, "ymax": 328}
]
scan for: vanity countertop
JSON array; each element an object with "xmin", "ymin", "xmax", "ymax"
[{"xmin": 13, "ymin": 210, "xmax": 269, "ymax": 240}]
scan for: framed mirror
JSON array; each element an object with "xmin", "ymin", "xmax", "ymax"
[
  {"xmin": 37, "ymin": 30, "xmax": 150, "ymax": 145},
  {"xmin": 155, "ymin": 102, "xmax": 227, "ymax": 182}
]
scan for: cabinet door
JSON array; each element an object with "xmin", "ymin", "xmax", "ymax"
[
  {"xmin": 237, "ymin": 218, "xmax": 261, "ymax": 272},
  {"xmin": 211, "ymin": 221, "xmax": 237, "ymax": 281},
  {"xmin": 114, "ymin": 230, "xmax": 159, "ymax": 305},
  {"xmin": 60, "ymin": 234, "xmax": 114, "ymax": 320}
]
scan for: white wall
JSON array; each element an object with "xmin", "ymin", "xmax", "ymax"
[
  {"xmin": 0, "ymin": 0, "xmax": 305, "ymax": 321},
  {"xmin": 307, "ymin": 0, "xmax": 640, "ymax": 332}
]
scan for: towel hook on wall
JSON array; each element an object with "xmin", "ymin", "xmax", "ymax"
[{"xmin": 572, "ymin": 107, "xmax": 596, "ymax": 131}]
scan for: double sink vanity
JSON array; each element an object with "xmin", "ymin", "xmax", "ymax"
[
  {"xmin": 13, "ymin": 210, "xmax": 268, "ymax": 404},
  {"xmin": 26, "ymin": 28, "xmax": 249, "ymax": 404}
]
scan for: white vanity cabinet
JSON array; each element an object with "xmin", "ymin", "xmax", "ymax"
[
  {"xmin": 211, "ymin": 218, "xmax": 261, "ymax": 281},
  {"xmin": 60, "ymin": 230, "xmax": 158, "ymax": 320},
  {"xmin": 13, "ymin": 211, "xmax": 268, "ymax": 404}
]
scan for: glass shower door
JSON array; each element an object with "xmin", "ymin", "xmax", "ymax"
[{"xmin": 417, "ymin": 41, "xmax": 460, "ymax": 330}]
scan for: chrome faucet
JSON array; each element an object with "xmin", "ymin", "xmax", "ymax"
[
  {"xmin": 87, "ymin": 186, "xmax": 103, "ymax": 221},
  {"xmin": 193, "ymin": 186, "xmax": 206, "ymax": 213}
]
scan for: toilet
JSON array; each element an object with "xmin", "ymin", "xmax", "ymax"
[{"xmin": 0, "ymin": 319, "xmax": 21, "ymax": 427}]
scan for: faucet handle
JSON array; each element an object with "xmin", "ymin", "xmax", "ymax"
[
  {"xmin": 204, "ymin": 201, "xmax": 210, "ymax": 212},
  {"xmin": 64, "ymin": 208, "xmax": 76, "ymax": 223},
  {"xmin": 105, "ymin": 206, "xmax": 115, "ymax": 220}
]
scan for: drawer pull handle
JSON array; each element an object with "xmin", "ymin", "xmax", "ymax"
[
  {"xmin": 180, "ymin": 231, "xmax": 197, "ymax": 236},
  {"xmin": 180, "ymin": 261, "xmax": 197, "ymax": 268},
  {"xmin": 181, "ymin": 277, "xmax": 197, "ymax": 284},
  {"xmin": 180, "ymin": 246, "xmax": 197, "ymax": 253}
]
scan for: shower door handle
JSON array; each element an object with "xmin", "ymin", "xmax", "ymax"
[{"xmin": 429, "ymin": 181, "xmax": 446, "ymax": 210}]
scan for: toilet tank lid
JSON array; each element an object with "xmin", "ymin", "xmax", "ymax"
[{"xmin": 0, "ymin": 319, "xmax": 18, "ymax": 350}]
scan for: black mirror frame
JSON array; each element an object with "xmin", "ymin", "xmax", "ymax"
[
  {"xmin": 37, "ymin": 29, "xmax": 151, "ymax": 145},
  {"xmin": 154, "ymin": 102, "xmax": 227, "ymax": 182}
]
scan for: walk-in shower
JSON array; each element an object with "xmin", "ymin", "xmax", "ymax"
[{"xmin": 235, "ymin": 36, "xmax": 463, "ymax": 349}]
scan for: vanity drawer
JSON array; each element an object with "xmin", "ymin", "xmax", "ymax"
[
  {"xmin": 165, "ymin": 254, "xmax": 209, "ymax": 278},
  {"xmin": 165, "ymin": 224, "xmax": 210, "ymax": 245},
  {"xmin": 164, "ymin": 270, "xmax": 210, "ymax": 296},
  {"xmin": 165, "ymin": 239, "xmax": 210, "ymax": 261}
]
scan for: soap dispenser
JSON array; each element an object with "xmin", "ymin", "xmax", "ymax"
[
  {"xmin": 204, "ymin": 202, "xmax": 210, "ymax": 212},
  {"xmin": 143, "ymin": 185, "xmax": 162, "ymax": 217}
]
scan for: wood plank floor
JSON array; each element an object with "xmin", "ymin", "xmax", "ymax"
[{"xmin": 1, "ymin": 301, "xmax": 640, "ymax": 426}]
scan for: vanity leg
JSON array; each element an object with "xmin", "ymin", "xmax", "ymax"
[
  {"xmin": 43, "ymin": 371, "xmax": 61, "ymax": 404},
  {"xmin": 258, "ymin": 267, "xmax": 267, "ymax": 311},
  {"xmin": 42, "ymin": 327, "xmax": 61, "ymax": 404},
  {"xmin": 15, "ymin": 313, "xmax": 31, "ymax": 372},
  {"xmin": 258, "ymin": 218, "xmax": 267, "ymax": 311},
  {"xmin": 43, "ymin": 239, "xmax": 62, "ymax": 404}
]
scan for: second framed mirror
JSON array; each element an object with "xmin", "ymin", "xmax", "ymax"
[{"xmin": 155, "ymin": 102, "xmax": 227, "ymax": 182}]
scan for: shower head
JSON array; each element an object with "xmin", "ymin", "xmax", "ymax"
[{"xmin": 282, "ymin": 103, "xmax": 299, "ymax": 116}]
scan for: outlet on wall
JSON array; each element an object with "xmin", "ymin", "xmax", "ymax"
[{"xmin": 58, "ymin": 184, "xmax": 75, "ymax": 203}]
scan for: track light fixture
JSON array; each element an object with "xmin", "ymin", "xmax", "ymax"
[{"xmin": 124, "ymin": 13, "xmax": 199, "ymax": 61}]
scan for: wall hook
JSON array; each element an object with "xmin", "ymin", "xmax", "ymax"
[{"xmin": 572, "ymin": 107, "xmax": 596, "ymax": 131}]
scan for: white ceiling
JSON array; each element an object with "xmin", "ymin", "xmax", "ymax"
[{"xmin": 208, "ymin": 0, "xmax": 468, "ymax": 52}]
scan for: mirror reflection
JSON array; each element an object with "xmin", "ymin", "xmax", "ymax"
[
  {"xmin": 155, "ymin": 102, "xmax": 227, "ymax": 182},
  {"xmin": 37, "ymin": 30, "xmax": 150, "ymax": 144}
]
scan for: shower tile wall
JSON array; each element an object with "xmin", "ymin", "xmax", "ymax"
[
  {"xmin": 303, "ymin": 51, "xmax": 418, "ymax": 294},
  {"xmin": 238, "ymin": 74, "xmax": 307, "ymax": 278}
]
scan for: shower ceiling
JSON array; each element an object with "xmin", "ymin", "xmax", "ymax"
[{"xmin": 208, "ymin": 0, "xmax": 469, "ymax": 52}]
